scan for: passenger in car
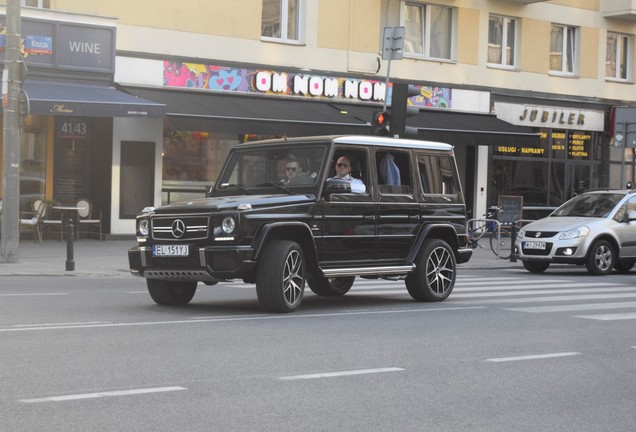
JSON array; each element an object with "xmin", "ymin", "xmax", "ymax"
[
  {"xmin": 282, "ymin": 158, "xmax": 303, "ymax": 184},
  {"xmin": 330, "ymin": 155, "xmax": 366, "ymax": 194}
]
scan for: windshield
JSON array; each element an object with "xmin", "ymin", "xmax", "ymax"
[
  {"xmin": 213, "ymin": 144, "xmax": 328, "ymax": 195},
  {"xmin": 551, "ymin": 193, "xmax": 624, "ymax": 218}
]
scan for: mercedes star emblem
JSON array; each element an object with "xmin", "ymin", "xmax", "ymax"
[{"xmin": 172, "ymin": 219, "xmax": 186, "ymax": 238}]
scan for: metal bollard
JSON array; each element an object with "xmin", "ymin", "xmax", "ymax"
[
  {"xmin": 510, "ymin": 223, "xmax": 517, "ymax": 263},
  {"xmin": 66, "ymin": 217, "xmax": 75, "ymax": 271}
]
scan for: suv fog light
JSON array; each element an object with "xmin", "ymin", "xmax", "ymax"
[
  {"xmin": 563, "ymin": 248, "xmax": 574, "ymax": 256},
  {"xmin": 556, "ymin": 247, "xmax": 577, "ymax": 256}
]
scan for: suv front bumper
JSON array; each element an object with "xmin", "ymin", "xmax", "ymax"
[{"xmin": 128, "ymin": 245, "xmax": 256, "ymax": 282}]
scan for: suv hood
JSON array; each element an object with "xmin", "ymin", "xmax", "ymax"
[
  {"xmin": 524, "ymin": 216, "xmax": 600, "ymax": 232},
  {"xmin": 154, "ymin": 194, "xmax": 316, "ymax": 213}
]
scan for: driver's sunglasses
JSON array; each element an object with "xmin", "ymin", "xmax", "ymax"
[
  {"xmin": 337, "ymin": 163, "xmax": 350, "ymax": 168},
  {"xmin": 286, "ymin": 167, "xmax": 297, "ymax": 172}
]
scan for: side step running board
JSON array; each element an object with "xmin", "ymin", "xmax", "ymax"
[{"xmin": 322, "ymin": 265, "xmax": 414, "ymax": 278}]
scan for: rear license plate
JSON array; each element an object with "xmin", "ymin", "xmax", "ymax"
[
  {"xmin": 523, "ymin": 241, "xmax": 546, "ymax": 250},
  {"xmin": 152, "ymin": 244, "xmax": 189, "ymax": 257}
]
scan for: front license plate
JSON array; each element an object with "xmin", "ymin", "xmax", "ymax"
[
  {"xmin": 153, "ymin": 244, "xmax": 189, "ymax": 257},
  {"xmin": 523, "ymin": 241, "xmax": 546, "ymax": 250}
]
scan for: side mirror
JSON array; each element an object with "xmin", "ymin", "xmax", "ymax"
[
  {"xmin": 206, "ymin": 185, "xmax": 214, "ymax": 198},
  {"xmin": 324, "ymin": 178, "xmax": 351, "ymax": 197}
]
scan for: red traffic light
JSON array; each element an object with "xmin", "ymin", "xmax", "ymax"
[{"xmin": 373, "ymin": 110, "xmax": 390, "ymax": 126}]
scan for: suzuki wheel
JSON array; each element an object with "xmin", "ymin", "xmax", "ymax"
[
  {"xmin": 256, "ymin": 240, "xmax": 305, "ymax": 313},
  {"xmin": 147, "ymin": 279, "xmax": 197, "ymax": 305},
  {"xmin": 585, "ymin": 240, "xmax": 615, "ymax": 275},
  {"xmin": 405, "ymin": 239, "xmax": 456, "ymax": 302}
]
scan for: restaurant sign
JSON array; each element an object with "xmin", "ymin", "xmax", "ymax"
[{"xmin": 494, "ymin": 102, "xmax": 604, "ymax": 132}]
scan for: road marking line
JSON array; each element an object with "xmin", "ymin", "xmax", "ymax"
[
  {"xmin": 19, "ymin": 386, "xmax": 187, "ymax": 403},
  {"xmin": 486, "ymin": 352, "xmax": 581, "ymax": 363},
  {"xmin": 13, "ymin": 321, "xmax": 111, "ymax": 328},
  {"xmin": 453, "ymin": 285, "xmax": 631, "ymax": 298},
  {"xmin": 279, "ymin": 367, "xmax": 404, "ymax": 381},
  {"xmin": 0, "ymin": 306, "xmax": 485, "ymax": 333},
  {"xmin": 457, "ymin": 279, "xmax": 568, "ymax": 287},
  {"xmin": 455, "ymin": 282, "xmax": 622, "ymax": 292},
  {"xmin": 0, "ymin": 293, "xmax": 67, "ymax": 297},
  {"xmin": 506, "ymin": 301, "xmax": 636, "ymax": 313},
  {"xmin": 453, "ymin": 292, "xmax": 636, "ymax": 305},
  {"xmin": 574, "ymin": 312, "xmax": 636, "ymax": 321}
]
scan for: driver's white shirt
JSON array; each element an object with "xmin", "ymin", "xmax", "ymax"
[{"xmin": 333, "ymin": 174, "xmax": 366, "ymax": 194}]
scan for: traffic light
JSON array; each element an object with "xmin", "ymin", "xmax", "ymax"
[
  {"xmin": 372, "ymin": 110, "xmax": 391, "ymax": 136},
  {"xmin": 390, "ymin": 83, "xmax": 420, "ymax": 137}
]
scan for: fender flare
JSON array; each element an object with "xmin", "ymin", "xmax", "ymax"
[
  {"xmin": 252, "ymin": 221, "xmax": 318, "ymax": 263},
  {"xmin": 406, "ymin": 223, "xmax": 459, "ymax": 263}
]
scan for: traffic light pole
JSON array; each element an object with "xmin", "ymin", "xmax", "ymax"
[{"xmin": 1, "ymin": 0, "xmax": 22, "ymax": 263}]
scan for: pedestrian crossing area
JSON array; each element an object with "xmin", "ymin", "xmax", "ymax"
[{"xmin": 343, "ymin": 274, "xmax": 636, "ymax": 321}]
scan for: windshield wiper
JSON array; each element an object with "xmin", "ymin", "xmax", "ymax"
[{"xmin": 219, "ymin": 183, "xmax": 252, "ymax": 194}]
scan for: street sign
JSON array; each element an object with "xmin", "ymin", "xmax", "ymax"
[{"xmin": 382, "ymin": 27, "xmax": 405, "ymax": 60}]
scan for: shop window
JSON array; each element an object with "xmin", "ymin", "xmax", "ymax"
[
  {"xmin": 19, "ymin": 116, "xmax": 48, "ymax": 211},
  {"xmin": 606, "ymin": 32, "xmax": 631, "ymax": 81},
  {"xmin": 261, "ymin": 0, "xmax": 303, "ymax": 44},
  {"xmin": 488, "ymin": 15, "xmax": 517, "ymax": 68},
  {"xmin": 402, "ymin": 2, "xmax": 454, "ymax": 60},
  {"xmin": 550, "ymin": 24, "xmax": 577, "ymax": 75}
]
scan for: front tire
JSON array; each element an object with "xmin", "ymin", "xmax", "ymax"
[
  {"xmin": 522, "ymin": 260, "xmax": 550, "ymax": 273},
  {"xmin": 585, "ymin": 240, "xmax": 615, "ymax": 275},
  {"xmin": 256, "ymin": 240, "xmax": 305, "ymax": 313},
  {"xmin": 405, "ymin": 239, "xmax": 456, "ymax": 302},
  {"xmin": 307, "ymin": 276, "xmax": 355, "ymax": 296},
  {"xmin": 147, "ymin": 279, "xmax": 197, "ymax": 305}
]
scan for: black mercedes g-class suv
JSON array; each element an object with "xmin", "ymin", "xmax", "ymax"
[{"xmin": 129, "ymin": 135, "xmax": 472, "ymax": 312}]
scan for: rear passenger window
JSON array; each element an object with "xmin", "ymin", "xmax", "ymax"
[
  {"xmin": 376, "ymin": 150, "xmax": 412, "ymax": 195},
  {"xmin": 417, "ymin": 154, "xmax": 462, "ymax": 203}
]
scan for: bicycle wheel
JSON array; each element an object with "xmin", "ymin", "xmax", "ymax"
[
  {"xmin": 468, "ymin": 220, "xmax": 488, "ymax": 249},
  {"xmin": 490, "ymin": 228, "xmax": 512, "ymax": 259}
]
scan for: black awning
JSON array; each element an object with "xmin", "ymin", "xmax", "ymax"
[
  {"xmin": 23, "ymin": 80, "xmax": 165, "ymax": 118},
  {"xmin": 124, "ymin": 87, "xmax": 372, "ymax": 135},
  {"xmin": 407, "ymin": 109, "xmax": 540, "ymax": 146}
]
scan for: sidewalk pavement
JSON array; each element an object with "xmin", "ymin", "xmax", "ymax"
[{"xmin": 0, "ymin": 239, "xmax": 522, "ymax": 277}]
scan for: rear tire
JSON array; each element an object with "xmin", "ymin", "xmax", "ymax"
[
  {"xmin": 147, "ymin": 279, "xmax": 197, "ymax": 305},
  {"xmin": 256, "ymin": 240, "xmax": 305, "ymax": 313},
  {"xmin": 522, "ymin": 261, "xmax": 550, "ymax": 273},
  {"xmin": 307, "ymin": 276, "xmax": 355, "ymax": 296},
  {"xmin": 614, "ymin": 261, "xmax": 635, "ymax": 273},
  {"xmin": 405, "ymin": 239, "xmax": 456, "ymax": 302},
  {"xmin": 585, "ymin": 240, "xmax": 615, "ymax": 275}
]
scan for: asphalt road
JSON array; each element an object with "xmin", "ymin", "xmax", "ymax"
[{"xmin": 1, "ymin": 268, "xmax": 635, "ymax": 432}]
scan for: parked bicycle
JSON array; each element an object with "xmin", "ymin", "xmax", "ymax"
[{"xmin": 467, "ymin": 207, "xmax": 512, "ymax": 259}]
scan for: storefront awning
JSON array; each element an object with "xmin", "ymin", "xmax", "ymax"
[
  {"xmin": 124, "ymin": 87, "xmax": 372, "ymax": 135},
  {"xmin": 23, "ymin": 80, "xmax": 166, "ymax": 118},
  {"xmin": 407, "ymin": 109, "xmax": 540, "ymax": 147}
]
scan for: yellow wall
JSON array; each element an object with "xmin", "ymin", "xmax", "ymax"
[
  {"xmin": 456, "ymin": 7, "xmax": 479, "ymax": 66},
  {"xmin": 579, "ymin": 26, "xmax": 599, "ymax": 79},
  {"xmin": 50, "ymin": 0, "xmax": 262, "ymax": 39},
  {"xmin": 519, "ymin": 18, "xmax": 551, "ymax": 74},
  {"xmin": 317, "ymin": 0, "xmax": 381, "ymax": 53},
  {"xmin": 549, "ymin": 0, "xmax": 600, "ymax": 11}
]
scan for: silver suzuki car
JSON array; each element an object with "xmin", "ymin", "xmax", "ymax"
[{"xmin": 515, "ymin": 190, "xmax": 636, "ymax": 275}]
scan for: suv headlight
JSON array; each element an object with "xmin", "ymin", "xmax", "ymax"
[
  {"xmin": 222, "ymin": 216, "xmax": 236, "ymax": 234},
  {"xmin": 138, "ymin": 218, "xmax": 150, "ymax": 237},
  {"xmin": 518, "ymin": 230, "xmax": 525, "ymax": 238},
  {"xmin": 559, "ymin": 226, "xmax": 590, "ymax": 240}
]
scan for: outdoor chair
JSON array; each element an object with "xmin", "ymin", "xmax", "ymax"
[
  {"xmin": 40, "ymin": 202, "xmax": 64, "ymax": 241},
  {"xmin": 75, "ymin": 198, "xmax": 103, "ymax": 240},
  {"xmin": 19, "ymin": 200, "xmax": 46, "ymax": 243}
]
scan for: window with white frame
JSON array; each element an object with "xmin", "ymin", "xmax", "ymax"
[
  {"xmin": 488, "ymin": 15, "xmax": 517, "ymax": 67},
  {"xmin": 606, "ymin": 32, "xmax": 630, "ymax": 81},
  {"xmin": 21, "ymin": 0, "xmax": 50, "ymax": 7},
  {"xmin": 550, "ymin": 24, "xmax": 576, "ymax": 74},
  {"xmin": 261, "ymin": 0, "xmax": 302, "ymax": 43},
  {"xmin": 402, "ymin": 2, "xmax": 454, "ymax": 60}
]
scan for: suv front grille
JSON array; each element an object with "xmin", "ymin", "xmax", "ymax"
[{"xmin": 152, "ymin": 216, "xmax": 209, "ymax": 240}]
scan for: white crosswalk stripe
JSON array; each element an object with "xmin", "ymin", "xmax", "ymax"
[{"xmin": 342, "ymin": 273, "xmax": 636, "ymax": 321}]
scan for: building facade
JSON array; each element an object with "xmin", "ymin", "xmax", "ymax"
[{"xmin": 2, "ymin": 0, "xmax": 636, "ymax": 235}]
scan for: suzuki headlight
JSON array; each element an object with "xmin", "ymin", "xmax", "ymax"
[
  {"xmin": 559, "ymin": 226, "xmax": 590, "ymax": 240},
  {"xmin": 518, "ymin": 230, "xmax": 525, "ymax": 238},
  {"xmin": 222, "ymin": 216, "xmax": 236, "ymax": 234}
]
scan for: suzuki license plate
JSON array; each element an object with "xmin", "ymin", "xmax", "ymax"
[
  {"xmin": 523, "ymin": 241, "xmax": 546, "ymax": 250},
  {"xmin": 152, "ymin": 244, "xmax": 189, "ymax": 257}
]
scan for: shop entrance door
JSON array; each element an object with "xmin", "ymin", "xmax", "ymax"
[{"xmin": 565, "ymin": 163, "xmax": 594, "ymax": 198}]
